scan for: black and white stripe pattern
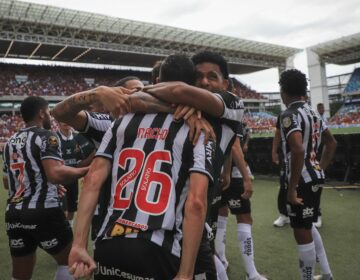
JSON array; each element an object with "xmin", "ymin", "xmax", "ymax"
[
  {"xmin": 95, "ymin": 113, "xmax": 215, "ymax": 257},
  {"xmin": 280, "ymin": 101, "xmax": 327, "ymax": 185},
  {"xmin": 3, "ymin": 127, "xmax": 62, "ymax": 211}
]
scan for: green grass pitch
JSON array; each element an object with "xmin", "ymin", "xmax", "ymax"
[{"xmin": 0, "ymin": 173, "xmax": 360, "ymax": 279}]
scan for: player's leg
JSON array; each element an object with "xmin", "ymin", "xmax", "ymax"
[
  {"xmin": 214, "ymin": 254, "xmax": 229, "ymax": 280},
  {"xmin": 11, "ymin": 254, "xmax": 37, "ymax": 280},
  {"xmin": 36, "ymin": 208, "xmax": 73, "ymax": 280},
  {"xmin": 288, "ymin": 182, "xmax": 318, "ymax": 280},
  {"xmin": 228, "ymin": 179, "xmax": 266, "ymax": 280},
  {"xmin": 215, "ymin": 204, "xmax": 229, "ymax": 268},
  {"xmin": 274, "ymin": 172, "xmax": 290, "ymax": 227}
]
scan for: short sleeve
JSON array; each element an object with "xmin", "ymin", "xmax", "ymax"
[
  {"xmin": 280, "ymin": 111, "xmax": 301, "ymax": 139},
  {"xmin": 214, "ymin": 91, "xmax": 244, "ymax": 122},
  {"xmin": 95, "ymin": 120, "xmax": 118, "ymax": 160},
  {"xmin": 189, "ymin": 134, "xmax": 215, "ymax": 183},
  {"xmin": 39, "ymin": 131, "xmax": 62, "ymax": 161},
  {"xmin": 81, "ymin": 111, "xmax": 113, "ymax": 148}
]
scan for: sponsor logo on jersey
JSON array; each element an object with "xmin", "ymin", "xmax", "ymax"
[
  {"xmin": 94, "ymin": 263, "xmax": 155, "ymax": 279},
  {"xmin": 137, "ymin": 127, "xmax": 168, "ymax": 140},
  {"xmin": 312, "ymin": 185, "xmax": 320, "ymax": 192},
  {"xmin": 228, "ymin": 199, "xmax": 241, "ymax": 208},
  {"xmin": 9, "ymin": 132, "xmax": 27, "ymax": 148},
  {"xmin": 302, "ymin": 207, "xmax": 314, "ymax": 218},
  {"xmin": 10, "ymin": 238, "xmax": 25, "ymax": 248},
  {"xmin": 6, "ymin": 222, "xmax": 37, "ymax": 230},
  {"xmin": 40, "ymin": 238, "xmax": 58, "ymax": 249},
  {"xmin": 109, "ymin": 223, "xmax": 140, "ymax": 237}
]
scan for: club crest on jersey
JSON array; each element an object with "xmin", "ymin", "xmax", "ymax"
[
  {"xmin": 282, "ymin": 117, "xmax": 292, "ymax": 128},
  {"xmin": 48, "ymin": 135, "xmax": 58, "ymax": 146},
  {"xmin": 9, "ymin": 132, "xmax": 27, "ymax": 148}
]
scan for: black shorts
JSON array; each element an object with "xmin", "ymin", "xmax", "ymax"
[
  {"xmin": 63, "ymin": 181, "xmax": 79, "ymax": 212},
  {"xmin": 194, "ymin": 230, "xmax": 217, "ymax": 280},
  {"xmin": 94, "ymin": 238, "xmax": 179, "ymax": 280},
  {"xmin": 221, "ymin": 178, "xmax": 251, "ymax": 215},
  {"xmin": 286, "ymin": 182, "xmax": 322, "ymax": 230},
  {"xmin": 6, "ymin": 207, "xmax": 73, "ymax": 257}
]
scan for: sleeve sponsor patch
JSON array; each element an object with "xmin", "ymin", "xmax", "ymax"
[{"xmin": 282, "ymin": 117, "xmax": 292, "ymax": 128}]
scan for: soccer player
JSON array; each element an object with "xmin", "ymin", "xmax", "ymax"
[
  {"xmin": 3, "ymin": 96, "xmax": 89, "ymax": 280},
  {"xmin": 68, "ymin": 55, "xmax": 216, "ymax": 280},
  {"xmin": 56, "ymin": 122, "xmax": 95, "ymax": 222},
  {"xmin": 114, "ymin": 76, "xmax": 144, "ymax": 91},
  {"xmin": 278, "ymin": 69, "xmax": 336, "ymax": 280},
  {"xmin": 144, "ymin": 51, "xmax": 247, "ymax": 280}
]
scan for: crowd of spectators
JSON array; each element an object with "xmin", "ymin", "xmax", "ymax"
[
  {"xmin": 243, "ymin": 111, "xmax": 277, "ymax": 134},
  {"xmin": 328, "ymin": 103, "xmax": 360, "ymax": 128},
  {"xmin": 0, "ymin": 64, "xmax": 149, "ymax": 97},
  {"xmin": 231, "ymin": 77, "xmax": 267, "ymax": 100}
]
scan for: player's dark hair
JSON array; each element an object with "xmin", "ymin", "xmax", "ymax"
[
  {"xmin": 20, "ymin": 96, "xmax": 48, "ymax": 123},
  {"xmin": 114, "ymin": 76, "xmax": 140, "ymax": 87},
  {"xmin": 151, "ymin": 60, "xmax": 162, "ymax": 84},
  {"xmin": 279, "ymin": 69, "xmax": 307, "ymax": 97},
  {"xmin": 192, "ymin": 50, "xmax": 229, "ymax": 79},
  {"xmin": 160, "ymin": 54, "xmax": 196, "ymax": 85}
]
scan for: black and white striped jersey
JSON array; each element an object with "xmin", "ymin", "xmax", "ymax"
[
  {"xmin": 3, "ymin": 126, "xmax": 63, "ymax": 211},
  {"xmin": 279, "ymin": 101, "xmax": 328, "ymax": 185},
  {"xmin": 95, "ymin": 113, "xmax": 215, "ymax": 258},
  {"xmin": 81, "ymin": 111, "xmax": 113, "ymax": 148}
]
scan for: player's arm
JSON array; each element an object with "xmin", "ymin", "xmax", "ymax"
[
  {"xmin": 77, "ymin": 150, "xmax": 96, "ymax": 168},
  {"xmin": 243, "ymin": 129, "xmax": 250, "ymax": 153},
  {"xmin": 272, "ymin": 128, "xmax": 281, "ymax": 165},
  {"xmin": 42, "ymin": 159, "xmax": 89, "ymax": 185},
  {"xmin": 144, "ymin": 82, "xmax": 227, "ymax": 118},
  {"xmin": 220, "ymin": 153, "xmax": 232, "ymax": 191},
  {"xmin": 287, "ymin": 131, "xmax": 305, "ymax": 205},
  {"xmin": 319, "ymin": 129, "xmax": 337, "ymax": 170},
  {"xmin": 51, "ymin": 86, "xmax": 132, "ymax": 131},
  {"xmin": 128, "ymin": 91, "xmax": 174, "ymax": 114},
  {"xmin": 232, "ymin": 137, "xmax": 253, "ymax": 199},
  {"xmin": 2, "ymin": 148, "xmax": 9, "ymax": 190},
  {"xmin": 69, "ymin": 157, "xmax": 111, "ymax": 279},
  {"xmin": 176, "ymin": 172, "xmax": 208, "ymax": 280}
]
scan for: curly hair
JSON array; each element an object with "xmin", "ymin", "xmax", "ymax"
[
  {"xmin": 192, "ymin": 50, "xmax": 229, "ymax": 79},
  {"xmin": 279, "ymin": 69, "xmax": 307, "ymax": 97}
]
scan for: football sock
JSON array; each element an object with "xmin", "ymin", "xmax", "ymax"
[
  {"xmin": 54, "ymin": 265, "xmax": 73, "ymax": 280},
  {"xmin": 215, "ymin": 215, "xmax": 228, "ymax": 263},
  {"xmin": 214, "ymin": 254, "xmax": 229, "ymax": 280},
  {"xmin": 298, "ymin": 242, "xmax": 316, "ymax": 280},
  {"xmin": 312, "ymin": 225, "xmax": 332, "ymax": 276}
]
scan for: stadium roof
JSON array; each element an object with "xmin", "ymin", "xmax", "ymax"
[
  {"xmin": 0, "ymin": 0, "xmax": 300, "ymax": 74},
  {"xmin": 309, "ymin": 32, "xmax": 360, "ymax": 65}
]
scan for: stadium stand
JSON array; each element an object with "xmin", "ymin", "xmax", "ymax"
[
  {"xmin": 344, "ymin": 68, "xmax": 360, "ymax": 93},
  {"xmin": 231, "ymin": 78, "xmax": 267, "ymax": 100},
  {"xmin": 0, "ymin": 64, "xmax": 150, "ymax": 96}
]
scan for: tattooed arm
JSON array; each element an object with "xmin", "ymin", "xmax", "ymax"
[{"xmin": 51, "ymin": 86, "xmax": 132, "ymax": 131}]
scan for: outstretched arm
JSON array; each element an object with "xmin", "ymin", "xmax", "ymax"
[
  {"xmin": 69, "ymin": 157, "xmax": 111, "ymax": 279},
  {"xmin": 320, "ymin": 129, "xmax": 337, "ymax": 170},
  {"xmin": 175, "ymin": 172, "xmax": 208, "ymax": 280},
  {"xmin": 144, "ymin": 82, "xmax": 226, "ymax": 118}
]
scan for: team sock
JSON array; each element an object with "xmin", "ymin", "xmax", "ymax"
[
  {"xmin": 54, "ymin": 265, "xmax": 73, "ymax": 280},
  {"xmin": 215, "ymin": 215, "xmax": 228, "ymax": 265},
  {"xmin": 237, "ymin": 223, "xmax": 260, "ymax": 279},
  {"xmin": 214, "ymin": 254, "xmax": 229, "ymax": 280},
  {"xmin": 298, "ymin": 241, "xmax": 316, "ymax": 280},
  {"xmin": 312, "ymin": 225, "xmax": 332, "ymax": 277}
]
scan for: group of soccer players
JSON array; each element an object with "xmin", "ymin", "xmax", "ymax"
[{"xmin": 3, "ymin": 50, "xmax": 337, "ymax": 280}]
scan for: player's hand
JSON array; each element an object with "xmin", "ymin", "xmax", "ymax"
[
  {"xmin": 272, "ymin": 151, "xmax": 279, "ymax": 165},
  {"xmin": 68, "ymin": 246, "xmax": 97, "ymax": 280},
  {"xmin": 96, "ymin": 86, "xmax": 134, "ymax": 118},
  {"xmin": 57, "ymin": 185, "xmax": 67, "ymax": 198},
  {"xmin": 186, "ymin": 114, "xmax": 216, "ymax": 145},
  {"xmin": 243, "ymin": 144, "xmax": 248, "ymax": 154},
  {"xmin": 287, "ymin": 188, "xmax": 303, "ymax": 205},
  {"xmin": 219, "ymin": 173, "xmax": 230, "ymax": 191},
  {"xmin": 174, "ymin": 105, "xmax": 196, "ymax": 121},
  {"xmin": 173, "ymin": 276, "xmax": 192, "ymax": 280},
  {"xmin": 241, "ymin": 177, "xmax": 253, "ymax": 199}
]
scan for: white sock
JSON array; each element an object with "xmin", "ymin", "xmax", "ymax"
[
  {"xmin": 298, "ymin": 242, "xmax": 316, "ymax": 280},
  {"xmin": 215, "ymin": 216, "xmax": 228, "ymax": 263},
  {"xmin": 237, "ymin": 223, "xmax": 259, "ymax": 279},
  {"xmin": 54, "ymin": 265, "xmax": 73, "ymax": 280},
  {"xmin": 214, "ymin": 254, "xmax": 229, "ymax": 280},
  {"xmin": 312, "ymin": 226, "xmax": 332, "ymax": 276}
]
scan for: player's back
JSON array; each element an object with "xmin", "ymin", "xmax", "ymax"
[
  {"xmin": 3, "ymin": 126, "xmax": 61, "ymax": 211},
  {"xmin": 96, "ymin": 112, "xmax": 214, "ymax": 257}
]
